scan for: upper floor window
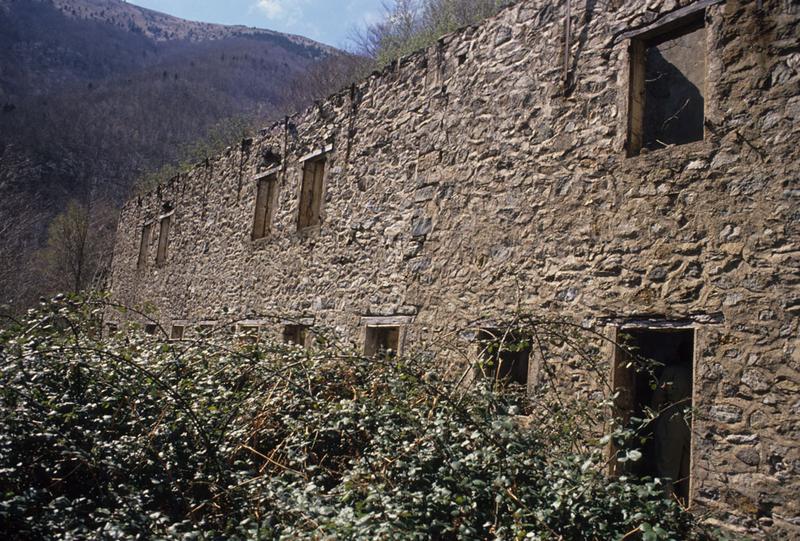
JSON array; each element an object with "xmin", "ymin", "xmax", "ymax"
[
  {"xmin": 156, "ymin": 213, "xmax": 171, "ymax": 266},
  {"xmin": 252, "ymin": 173, "xmax": 277, "ymax": 240},
  {"xmin": 298, "ymin": 155, "xmax": 326, "ymax": 230},
  {"xmin": 627, "ymin": 11, "xmax": 706, "ymax": 156},
  {"xmin": 137, "ymin": 222, "xmax": 153, "ymax": 269}
]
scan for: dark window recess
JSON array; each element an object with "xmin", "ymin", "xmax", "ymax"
[
  {"xmin": 364, "ymin": 326, "xmax": 400, "ymax": 358},
  {"xmin": 477, "ymin": 330, "xmax": 530, "ymax": 386},
  {"xmin": 144, "ymin": 323, "xmax": 158, "ymax": 335},
  {"xmin": 613, "ymin": 328, "xmax": 694, "ymax": 504},
  {"xmin": 298, "ymin": 157, "xmax": 325, "ymax": 229},
  {"xmin": 283, "ymin": 324, "xmax": 308, "ymax": 347},
  {"xmin": 252, "ymin": 175, "xmax": 277, "ymax": 240},
  {"xmin": 628, "ymin": 17, "xmax": 706, "ymax": 155},
  {"xmin": 137, "ymin": 223, "xmax": 152, "ymax": 269},
  {"xmin": 197, "ymin": 324, "xmax": 214, "ymax": 338},
  {"xmin": 156, "ymin": 215, "xmax": 171, "ymax": 265}
]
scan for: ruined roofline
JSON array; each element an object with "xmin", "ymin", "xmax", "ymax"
[
  {"xmin": 129, "ymin": 0, "xmax": 724, "ymax": 203},
  {"xmin": 265, "ymin": 0, "xmax": 531, "ymax": 130},
  {"xmin": 126, "ymin": 0, "xmax": 717, "ymax": 205},
  {"xmin": 127, "ymin": 0, "xmax": 534, "ymax": 204}
]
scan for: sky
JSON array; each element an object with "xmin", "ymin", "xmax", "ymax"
[{"xmin": 127, "ymin": 0, "xmax": 387, "ymax": 48}]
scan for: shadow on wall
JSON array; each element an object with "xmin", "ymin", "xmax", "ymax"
[
  {"xmin": 643, "ymin": 32, "xmax": 705, "ymax": 150},
  {"xmin": 565, "ymin": 0, "xmax": 599, "ymax": 94}
]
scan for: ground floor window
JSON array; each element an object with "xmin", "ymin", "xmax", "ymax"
[
  {"xmin": 283, "ymin": 324, "xmax": 309, "ymax": 347},
  {"xmin": 237, "ymin": 324, "xmax": 260, "ymax": 345},
  {"xmin": 170, "ymin": 324, "xmax": 186, "ymax": 341},
  {"xmin": 364, "ymin": 325, "xmax": 401, "ymax": 358},
  {"xmin": 613, "ymin": 326, "xmax": 694, "ymax": 504},
  {"xmin": 476, "ymin": 329, "xmax": 530, "ymax": 386}
]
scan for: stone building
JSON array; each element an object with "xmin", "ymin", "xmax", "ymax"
[{"xmin": 109, "ymin": 0, "xmax": 800, "ymax": 536}]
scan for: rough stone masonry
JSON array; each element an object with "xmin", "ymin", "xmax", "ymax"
[{"xmin": 109, "ymin": 0, "xmax": 800, "ymax": 536}]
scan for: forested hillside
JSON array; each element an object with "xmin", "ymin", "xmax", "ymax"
[{"xmin": 0, "ymin": 0, "xmax": 356, "ymax": 310}]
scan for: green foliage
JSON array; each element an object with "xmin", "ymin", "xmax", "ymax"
[{"xmin": 0, "ymin": 297, "xmax": 721, "ymax": 539}]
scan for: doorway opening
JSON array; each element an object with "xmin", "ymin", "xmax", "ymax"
[{"xmin": 613, "ymin": 326, "xmax": 694, "ymax": 504}]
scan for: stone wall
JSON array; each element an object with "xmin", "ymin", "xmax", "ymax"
[{"xmin": 109, "ymin": 0, "xmax": 800, "ymax": 535}]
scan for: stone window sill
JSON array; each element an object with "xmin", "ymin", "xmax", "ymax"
[
  {"xmin": 251, "ymin": 235, "xmax": 275, "ymax": 250},
  {"xmin": 625, "ymin": 138, "xmax": 710, "ymax": 160},
  {"xmin": 296, "ymin": 225, "xmax": 322, "ymax": 237}
]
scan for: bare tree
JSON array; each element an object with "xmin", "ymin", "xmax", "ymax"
[
  {"xmin": 351, "ymin": 0, "xmax": 512, "ymax": 68},
  {"xmin": 37, "ymin": 199, "xmax": 117, "ymax": 295},
  {"xmin": 281, "ymin": 53, "xmax": 374, "ymax": 112},
  {"xmin": 351, "ymin": 0, "xmax": 425, "ymax": 67},
  {"xmin": 0, "ymin": 191, "xmax": 45, "ymax": 310}
]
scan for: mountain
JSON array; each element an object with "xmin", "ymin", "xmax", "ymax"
[
  {"xmin": 0, "ymin": 0, "xmax": 334, "ymax": 100},
  {"xmin": 49, "ymin": 0, "xmax": 330, "ymax": 44},
  {"xmin": 0, "ymin": 0, "xmax": 359, "ymax": 310}
]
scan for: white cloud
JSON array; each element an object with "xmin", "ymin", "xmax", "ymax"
[{"xmin": 254, "ymin": 0, "xmax": 305, "ymax": 24}]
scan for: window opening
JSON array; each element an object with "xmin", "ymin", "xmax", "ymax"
[
  {"xmin": 613, "ymin": 327, "xmax": 694, "ymax": 504},
  {"xmin": 197, "ymin": 323, "xmax": 215, "ymax": 338},
  {"xmin": 252, "ymin": 174, "xmax": 277, "ymax": 240},
  {"xmin": 283, "ymin": 324, "xmax": 308, "ymax": 347},
  {"xmin": 628, "ymin": 14, "xmax": 706, "ymax": 156},
  {"xmin": 137, "ymin": 222, "xmax": 152, "ymax": 269},
  {"xmin": 156, "ymin": 215, "xmax": 171, "ymax": 266},
  {"xmin": 477, "ymin": 329, "xmax": 530, "ymax": 386},
  {"xmin": 170, "ymin": 324, "xmax": 185, "ymax": 341},
  {"xmin": 237, "ymin": 324, "xmax": 260, "ymax": 345},
  {"xmin": 144, "ymin": 323, "xmax": 157, "ymax": 335},
  {"xmin": 298, "ymin": 156, "xmax": 325, "ymax": 230},
  {"xmin": 364, "ymin": 325, "xmax": 401, "ymax": 358}
]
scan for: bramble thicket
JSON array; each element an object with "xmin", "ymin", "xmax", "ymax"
[{"xmin": 0, "ymin": 297, "xmax": 723, "ymax": 539}]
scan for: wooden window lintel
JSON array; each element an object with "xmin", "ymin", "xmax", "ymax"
[{"xmin": 615, "ymin": 0, "xmax": 721, "ymax": 43}]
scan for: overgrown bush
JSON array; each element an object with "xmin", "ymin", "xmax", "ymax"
[{"xmin": 0, "ymin": 297, "xmax": 721, "ymax": 539}]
